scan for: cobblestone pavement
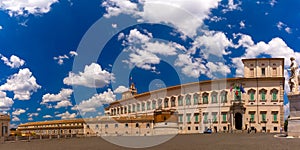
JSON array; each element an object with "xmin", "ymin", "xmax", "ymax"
[{"xmin": 0, "ymin": 133, "xmax": 299, "ymax": 150}]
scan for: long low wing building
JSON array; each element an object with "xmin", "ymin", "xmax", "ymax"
[{"xmin": 18, "ymin": 58, "xmax": 285, "ymax": 136}]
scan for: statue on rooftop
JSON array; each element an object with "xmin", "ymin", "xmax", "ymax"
[{"xmin": 289, "ymin": 57, "xmax": 299, "ymax": 93}]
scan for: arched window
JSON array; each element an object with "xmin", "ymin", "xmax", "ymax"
[
  {"xmin": 178, "ymin": 95, "xmax": 183, "ymax": 106},
  {"xmin": 164, "ymin": 98, "xmax": 169, "ymax": 108},
  {"xmin": 185, "ymin": 95, "xmax": 191, "ymax": 105},
  {"xmin": 271, "ymin": 88, "xmax": 278, "ymax": 101},
  {"xmin": 220, "ymin": 91, "xmax": 228, "ymax": 103},
  {"xmin": 171, "ymin": 96, "xmax": 176, "ymax": 107},
  {"xmin": 248, "ymin": 89, "xmax": 256, "ymax": 102},
  {"xmin": 202, "ymin": 92, "xmax": 209, "ymax": 104},
  {"xmin": 211, "ymin": 91, "xmax": 218, "ymax": 103},
  {"xmin": 193, "ymin": 93, "xmax": 199, "ymax": 105},
  {"xmin": 259, "ymin": 89, "xmax": 267, "ymax": 102}
]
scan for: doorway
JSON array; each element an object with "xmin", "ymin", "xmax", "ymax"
[{"xmin": 235, "ymin": 113, "xmax": 242, "ymax": 130}]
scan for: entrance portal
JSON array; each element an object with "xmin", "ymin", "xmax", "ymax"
[{"xmin": 235, "ymin": 113, "xmax": 242, "ymax": 130}]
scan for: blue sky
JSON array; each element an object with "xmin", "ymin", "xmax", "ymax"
[{"xmin": 0, "ymin": 0, "xmax": 299, "ymax": 127}]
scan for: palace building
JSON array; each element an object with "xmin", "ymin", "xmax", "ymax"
[{"xmin": 18, "ymin": 58, "xmax": 285, "ymax": 136}]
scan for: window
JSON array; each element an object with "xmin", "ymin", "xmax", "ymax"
[
  {"xmin": 137, "ymin": 103, "xmax": 140, "ymax": 112},
  {"xmin": 272, "ymin": 112, "xmax": 278, "ymax": 123},
  {"xmin": 248, "ymin": 89, "xmax": 256, "ymax": 102},
  {"xmin": 188, "ymin": 127, "xmax": 191, "ymax": 130},
  {"xmin": 125, "ymin": 123, "xmax": 128, "ymax": 128},
  {"xmin": 115, "ymin": 124, "xmax": 118, "ymax": 128},
  {"xmin": 128, "ymin": 105, "xmax": 131, "ymax": 113},
  {"xmin": 193, "ymin": 94, "xmax": 199, "ymax": 105},
  {"xmin": 105, "ymin": 124, "xmax": 108, "ymax": 128},
  {"xmin": 187, "ymin": 114, "xmax": 191, "ymax": 123},
  {"xmin": 194, "ymin": 113, "xmax": 199, "ymax": 123},
  {"xmin": 260, "ymin": 90, "xmax": 266, "ymax": 101},
  {"xmin": 178, "ymin": 114, "xmax": 183, "ymax": 123},
  {"xmin": 222, "ymin": 113, "xmax": 227, "ymax": 123},
  {"xmin": 146, "ymin": 123, "xmax": 150, "ymax": 128},
  {"xmin": 195, "ymin": 126, "xmax": 199, "ymax": 130},
  {"xmin": 95, "ymin": 124, "xmax": 99, "ymax": 129},
  {"xmin": 158, "ymin": 99, "xmax": 162, "ymax": 109},
  {"xmin": 185, "ymin": 95, "xmax": 191, "ymax": 106},
  {"xmin": 249, "ymin": 112, "xmax": 255, "ymax": 123},
  {"xmin": 271, "ymin": 89, "xmax": 278, "ymax": 101},
  {"xmin": 211, "ymin": 92, "xmax": 218, "ymax": 103},
  {"xmin": 171, "ymin": 97, "xmax": 176, "ymax": 107},
  {"xmin": 142, "ymin": 102, "xmax": 145, "ymax": 111},
  {"xmin": 178, "ymin": 96, "xmax": 183, "ymax": 106},
  {"xmin": 220, "ymin": 91, "xmax": 227, "ymax": 103},
  {"xmin": 147, "ymin": 102, "xmax": 151, "ymax": 110},
  {"xmin": 132, "ymin": 104, "xmax": 136, "ymax": 112},
  {"xmin": 202, "ymin": 93, "xmax": 209, "ymax": 104},
  {"xmin": 135, "ymin": 123, "xmax": 139, "ymax": 128},
  {"xmin": 212, "ymin": 113, "xmax": 217, "ymax": 123},
  {"xmin": 261, "ymin": 112, "xmax": 267, "ymax": 123},
  {"xmin": 152, "ymin": 101, "xmax": 156, "ymax": 109},
  {"xmin": 164, "ymin": 98, "xmax": 169, "ymax": 108},
  {"xmin": 203, "ymin": 113, "xmax": 208, "ymax": 124},
  {"xmin": 261, "ymin": 68, "xmax": 266, "ymax": 76}
]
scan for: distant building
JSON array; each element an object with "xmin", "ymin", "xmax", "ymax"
[
  {"xmin": 0, "ymin": 113, "xmax": 10, "ymax": 137},
  {"xmin": 18, "ymin": 58, "xmax": 285, "ymax": 135}
]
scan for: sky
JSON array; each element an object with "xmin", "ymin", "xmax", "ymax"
[{"xmin": 0, "ymin": 0, "xmax": 299, "ymax": 128}]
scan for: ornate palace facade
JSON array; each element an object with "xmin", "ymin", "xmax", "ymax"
[{"xmin": 18, "ymin": 58, "xmax": 285, "ymax": 136}]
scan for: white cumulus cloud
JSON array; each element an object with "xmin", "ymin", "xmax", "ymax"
[
  {"xmin": 12, "ymin": 109, "xmax": 26, "ymax": 116},
  {"xmin": 63, "ymin": 63, "xmax": 115, "ymax": 88},
  {"xmin": 0, "ymin": 0, "xmax": 59, "ymax": 16},
  {"xmin": 55, "ymin": 111, "xmax": 77, "ymax": 119},
  {"xmin": 41, "ymin": 88, "xmax": 73, "ymax": 104},
  {"xmin": 102, "ymin": 0, "xmax": 221, "ymax": 37},
  {"xmin": 114, "ymin": 85, "xmax": 128, "ymax": 93},
  {"xmin": 0, "ymin": 54, "xmax": 25, "ymax": 68},
  {"xmin": 54, "ymin": 100, "xmax": 72, "ymax": 109},
  {"xmin": 72, "ymin": 89, "xmax": 115, "ymax": 114},
  {"xmin": 0, "ymin": 68, "xmax": 41, "ymax": 100},
  {"xmin": 12, "ymin": 116, "xmax": 20, "ymax": 122},
  {"xmin": 0, "ymin": 91, "xmax": 14, "ymax": 111},
  {"xmin": 175, "ymin": 54, "xmax": 206, "ymax": 78},
  {"xmin": 43, "ymin": 115, "xmax": 53, "ymax": 118}
]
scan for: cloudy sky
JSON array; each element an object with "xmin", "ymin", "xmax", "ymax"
[{"xmin": 0, "ymin": 0, "xmax": 299, "ymax": 127}]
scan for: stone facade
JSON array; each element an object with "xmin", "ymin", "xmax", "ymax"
[
  {"xmin": 18, "ymin": 58, "xmax": 285, "ymax": 135},
  {"xmin": 0, "ymin": 114, "xmax": 10, "ymax": 137},
  {"xmin": 107, "ymin": 58, "xmax": 285, "ymax": 134}
]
